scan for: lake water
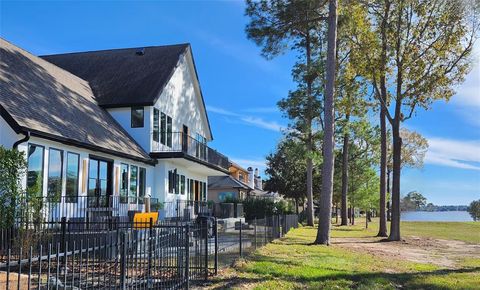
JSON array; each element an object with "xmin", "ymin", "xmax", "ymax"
[{"xmin": 401, "ymin": 211, "xmax": 473, "ymax": 222}]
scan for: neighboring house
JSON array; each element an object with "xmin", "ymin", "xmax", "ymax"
[
  {"xmin": 208, "ymin": 164, "xmax": 272, "ymax": 202},
  {"xmin": 0, "ymin": 38, "xmax": 229, "ymax": 220},
  {"xmin": 208, "ymin": 162, "xmax": 252, "ymax": 202},
  {"xmin": 229, "ymin": 162, "xmax": 250, "ymax": 185}
]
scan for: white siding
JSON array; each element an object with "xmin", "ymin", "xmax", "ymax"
[
  {"xmin": 0, "ymin": 115, "xmax": 20, "ymax": 148},
  {"xmin": 153, "ymin": 159, "xmax": 209, "ymax": 203},
  {"xmin": 152, "ymin": 51, "xmax": 211, "ymax": 143},
  {"xmin": 108, "ymin": 107, "xmax": 152, "ymax": 152}
]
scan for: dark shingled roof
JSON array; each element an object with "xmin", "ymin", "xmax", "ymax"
[
  {"xmin": 40, "ymin": 44, "xmax": 189, "ymax": 107},
  {"xmin": 0, "ymin": 38, "xmax": 154, "ymax": 164},
  {"xmin": 208, "ymin": 176, "xmax": 252, "ymax": 190}
]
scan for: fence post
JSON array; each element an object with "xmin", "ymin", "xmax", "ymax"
[
  {"xmin": 264, "ymin": 217, "xmax": 267, "ymax": 245},
  {"xmin": 239, "ymin": 220, "xmax": 243, "ymax": 257},
  {"xmin": 214, "ymin": 218, "xmax": 218, "ymax": 275},
  {"xmin": 254, "ymin": 218, "xmax": 257, "ymax": 250},
  {"xmin": 185, "ymin": 224, "xmax": 190, "ymax": 290},
  {"xmin": 61, "ymin": 217, "xmax": 67, "ymax": 253},
  {"xmin": 204, "ymin": 219, "xmax": 209, "ymax": 281},
  {"xmin": 147, "ymin": 217, "xmax": 153, "ymax": 288},
  {"xmin": 120, "ymin": 231, "xmax": 127, "ymax": 290},
  {"xmin": 277, "ymin": 215, "xmax": 281, "ymax": 238}
]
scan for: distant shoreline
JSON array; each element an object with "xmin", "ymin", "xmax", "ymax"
[{"xmin": 401, "ymin": 210, "xmax": 473, "ymax": 222}]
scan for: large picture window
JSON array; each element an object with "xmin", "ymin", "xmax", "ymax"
[
  {"xmin": 153, "ymin": 108, "xmax": 159, "ymax": 142},
  {"xmin": 27, "ymin": 144, "xmax": 44, "ymax": 198},
  {"xmin": 130, "ymin": 165, "xmax": 138, "ymax": 203},
  {"xmin": 66, "ymin": 152, "xmax": 79, "ymax": 203},
  {"xmin": 47, "ymin": 148, "xmax": 63, "ymax": 200},
  {"xmin": 120, "ymin": 163, "xmax": 129, "ymax": 203},
  {"xmin": 131, "ymin": 107, "xmax": 144, "ymax": 128}
]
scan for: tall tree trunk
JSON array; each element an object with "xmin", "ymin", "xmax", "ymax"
[
  {"xmin": 365, "ymin": 209, "xmax": 368, "ymax": 229},
  {"xmin": 377, "ymin": 108, "xmax": 388, "ymax": 237},
  {"xmin": 351, "ymin": 206, "xmax": 355, "ymax": 225},
  {"xmin": 315, "ymin": 0, "xmax": 338, "ymax": 245},
  {"xmin": 387, "ymin": 169, "xmax": 391, "ymax": 221},
  {"xmin": 389, "ymin": 118, "xmax": 402, "ymax": 241},
  {"xmin": 341, "ymin": 115, "xmax": 349, "ymax": 226},
  {"xmin": 305, "ymin": 26, "xmax": 315, "ymax": 227},
  {"xmin": 306, "ymin": 154, "xmax": 314, "ymax": 226},
  {"xmin": 335, "ymin": 203, "xmax": 338, "ymax": 224}
]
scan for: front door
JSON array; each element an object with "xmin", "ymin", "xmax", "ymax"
[{"xmin": 88, "ymin": 158, "xmax": 113, "ymax": 207}]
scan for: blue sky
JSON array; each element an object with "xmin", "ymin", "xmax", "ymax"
[{"xmin": 1, "ymin": 1, "xmax": 479, "ymax": 205}]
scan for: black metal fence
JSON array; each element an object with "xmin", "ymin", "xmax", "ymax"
[
  {"xmin": 0, "ymin": 214, "xmax": 298, "ymax": 289},
  {"xmin": 214, "ymin": 214, "xmax": 299, "ymax": 268}
]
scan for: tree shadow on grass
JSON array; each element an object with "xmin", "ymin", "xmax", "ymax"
[{"xmin": 215, "ymin": 266, "xmax": 480, "ymax": 289}]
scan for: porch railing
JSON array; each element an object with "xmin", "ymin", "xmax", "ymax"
[
  {"xmin": 151, "ymin": 132, "xmax": 230, "ymax": 170},
  {"xmin": 12, "ymin": 195, "xmax": 158, "ymax": 224}
]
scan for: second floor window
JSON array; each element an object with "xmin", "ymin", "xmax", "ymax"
[
  {"xmin": 153, "ymin": 108, "xmax": 159, "ymax": 142},
  {"xmin": 160, "ymin": 112, "xmax": 173, "ymax": 148},
  {"xmin": 167, "ymin": 116, "xmax": 172, "ymax": 147},
  {"xmin": 131, "ymin": 107, "xmax": 144, "ymax": 128}
]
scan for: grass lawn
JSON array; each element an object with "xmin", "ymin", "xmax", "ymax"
[
  {"xmin": 332, "ymin": 218, "xmax": 480, "ymax": 243},
  {"xmin": 206, "ymin": 221, "xmax": 480, "ymax": 290}
]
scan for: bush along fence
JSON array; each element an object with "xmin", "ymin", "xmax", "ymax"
[{"xmin": 0, "ymin": 214, "xmax": 299, "ymax": 289}]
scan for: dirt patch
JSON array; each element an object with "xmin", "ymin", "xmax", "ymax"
[
  {"xmin": 0, "ymin": 271, "xmax": 30, "ymax": 290},
  {"xmin": 332, "ymin": 236, "xmax": 480, "ymax": 268}
]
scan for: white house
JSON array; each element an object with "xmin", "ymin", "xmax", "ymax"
[{"xmin": 0, "ymin": 38, "xmax": 229, "ymax": 221}]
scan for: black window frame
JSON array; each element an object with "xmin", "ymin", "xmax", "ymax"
[
  {"xmin": 65, "ymin": 152, "xmax": 80, "ymax": 203},
  {"xmin": 180, "ymin": 175, "xmax": 186, "ymax": 195},
  {"xmin": 168, "ymin": 170, "xmax": 174, "ymax": 194},
  {"xmin": 160, "ymin": 112, "xmax": 167, "ymax": 145},
  {"xmin": 131, "ymin": 106, "xmax": 144, "ymax": 128},
  {"xmin": 139, "ymin": 167, "xmax": 146, "ymax": 202},
  {"xmin": 47, "ymin": 147, "xmax": 64, "ymax": 201},
  {"xmin": 166, "ymin": 116, "xmax": 173, "ymax": 147},
  {"xmin": 27, "ymin": 143, "xmax": 45, "ymax": 199},
  {"xmin": 120, "ymin": 163, "xmax": 129, "ymax": 203},
  {"xmin": 130, "ymin": 165, "xmax": 138, "ymax": 204},
  {"xmin": 175, "ymin": 173, "xmax": 180, "ymax": 195},
  {"xmin": 153, "ymin": 108, "xmax": 160, "ymax": 142}
]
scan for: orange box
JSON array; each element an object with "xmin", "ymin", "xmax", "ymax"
[{"xmin": 133, "ymin": 212, "xmax": 158, "ymax": 228}]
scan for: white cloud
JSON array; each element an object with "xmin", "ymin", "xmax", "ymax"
[
  {"xmin": 207, "ymin": 106, "xmax": 238, "ymax": 116},
  {"xmin": 452, "ymin": 44, "xmax": 480, "ymax": 108},
  {"xmin": 242, "ymin": 106, "xmax": 279, "ymax": 114},
  {"xmin": 450, "ymin": 44, "xmax": 480, "ymax": 126},
  {"xmin": 241, "ymin": 116, "xmax": 285, "ymax": 132},
  {"xmin": 425, "ymin": 137, "xmax": 480, "ymax": 171},
  {"xmin": 207, "ymin": 105, "xmax": 286, "ymax": 132}
]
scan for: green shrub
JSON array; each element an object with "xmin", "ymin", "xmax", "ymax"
[
  {"xmin": 243, "ymin": 198, "xmax": 295, "ymax": 220},
  {"xmin": 0, "ymin": 146, "xmax": 27, "ymax": 228}
]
